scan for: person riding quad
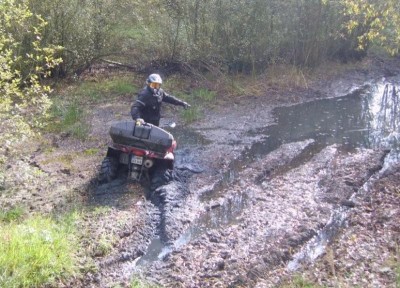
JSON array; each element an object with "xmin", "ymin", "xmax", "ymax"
[{"xmin": 131, "ymin": 73, "xmax": 190, "ymax": 126}]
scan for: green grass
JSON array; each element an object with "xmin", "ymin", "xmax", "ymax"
[
  {"xmin": 45, "ymin": 75, "xmax": 137, "ymax": 138},
  {"xmin": 279, "ymin": 274, "xmax": 321, "ymax": 288},
  {"xmin": 95, "ymin": 235, "xmax": 114, "ymax": 257},
  {"xmin": 72, "ymin": 76, "xmax": 137, "ymax": 103},
  {"xmin": 180, "ymin": 105, "xmax": 201, "ymax": 124},
  {"xmin": 0, "ymin": 213, "xmax": 79, "ymax": 287},
  {"xmin": 91, "ymin": 206, "xmax": 112, "ymax": 215},
  {"xmin": 166, "ymin": 88, "xmax": 216, "ymax": 124},
  {"xmin": 0, "ymin": 206, "xmax": 24, "ymax": 223},
  {"xmin": 131, "ymin": 278, "xmax": 159, "ymax": 288},
  {"xmin": 83, "ymin": 148, "xmax": 100, "ymax": 156},
  {"xmin": 47, "ymin": 100, "xmax": 89, "ymax": 139},
  {"xmin": 192, "ymin": 88, "xmax": 217, "ymax": 102}
]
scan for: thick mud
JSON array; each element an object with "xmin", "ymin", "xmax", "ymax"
[
  {"xmin": 140, "ymin": 146, "xmax": 386, "ymax": 287},
  {"xmin": 6, "ymin": 57, "xmax": 400, "ymax": 287}
]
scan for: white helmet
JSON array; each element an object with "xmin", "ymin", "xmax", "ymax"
[{"xmin": 146, "ymin": 73, "xmax": 162, "ymax": 85}]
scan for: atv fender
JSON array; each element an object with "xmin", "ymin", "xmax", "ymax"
[{"xmin": 106, "ymin": 146, "xmax": 121, "ymax": 159}]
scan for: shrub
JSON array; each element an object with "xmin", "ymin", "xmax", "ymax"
[{"xmin": 0, "ymin": 0, "xmax": 61, "ymax": 177}]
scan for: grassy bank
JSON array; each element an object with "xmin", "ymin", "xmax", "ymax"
[
  {"xmin": 46, "ymin": 74, "xmax": 138, "ymax": 139},
  {"xmin": 0, "ymin": 211, "xmax": 80, "ymax": 287}
]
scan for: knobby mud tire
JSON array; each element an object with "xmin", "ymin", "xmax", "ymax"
[
  {"xmin": 150, "ymin": 162, "xmax": 172, "ymax": 191},
  {"xmin": 98, "ymin": 157, "xmax": 119, "ymax": 184}
]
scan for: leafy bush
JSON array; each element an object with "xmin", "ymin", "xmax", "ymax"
[
  {"xmin": 0, "ymin": 0, "xmax": 61, "ymax": 173},
  {"xmin": 343, "ymin": 0, "xmax": 400, "ymax": 56}
]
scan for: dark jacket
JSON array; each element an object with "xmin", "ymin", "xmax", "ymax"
[{"xmin": 131, "ymin": 86, "xmax": 185, "ymax": 126}]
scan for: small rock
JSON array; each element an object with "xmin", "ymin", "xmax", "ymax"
[
  {"xmin": 341, "ymin": 200, "xmax": 356, "ymax": 208},
  {"xmin": 220, "ymin": 251, "xmax": 230, "ymax": 259},
  {"xmin": 379, "ymin": 267, "xmax": 392, "ymax": 274},
  {"xmin": 217, "ymin": 260, "xmax": 225, "ymax": 270}
]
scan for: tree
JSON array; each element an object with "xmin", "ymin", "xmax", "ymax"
[
  {"xmin": 342, "ymin": 0, "xmax": 400, "ymax": 55},
  {"xmin": 0, "ymin": 0, "xmax": 61, "ymax": 185},
  {"xmin": 156, "ymin": 0, "xmax": 352, "ymax": 71},
  {"xmin": 27, "ymin": 0, "xmax": 113, "ymax": 76}
]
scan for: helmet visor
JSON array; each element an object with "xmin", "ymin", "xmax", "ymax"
[{"xmin": 149, "ymin": 82, "xmax": 161, "ymax": 89}]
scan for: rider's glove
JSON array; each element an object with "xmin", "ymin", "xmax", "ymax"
[
  {"xmin": 135, "ymin": 118, "xmax": 145, "ymax": 126},
  {"xmin": 182, "ymin": 102, "xmax": 191, "ymax": 109}
]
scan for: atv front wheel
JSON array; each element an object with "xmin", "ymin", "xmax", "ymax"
[{"xmin": 98, "ymin": 157, "xmax": 119, "ymax": 184}]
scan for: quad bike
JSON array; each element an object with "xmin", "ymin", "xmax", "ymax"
[{"xmin": 98, "ymin": 120, "xmax": 176, "ymax": 189}]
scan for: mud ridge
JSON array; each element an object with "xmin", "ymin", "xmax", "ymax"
[
  {"xmin": 138, "ymin": 145, "xmax": 388, "ymax": 287},
  {"xmin": 149, "ymin": 168, "xmax": 194, "ymax": 244}
]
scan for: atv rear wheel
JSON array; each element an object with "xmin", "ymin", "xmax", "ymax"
[
  {"xmin": 98, "ymin": 157, "xmax": 119, "ymax": 184},
  {"xmin": 150, "ymin": 161, "xmax": 172, "ymax": 191}
]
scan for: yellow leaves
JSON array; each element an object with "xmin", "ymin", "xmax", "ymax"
[
  {"xmin": 347, "ymin": 20, "xmax": 359, "ymax": 32},
  {"xmin": 382, "ymin": 7, "xmax": 390, "ymax": 18},
  {"xmin": 0, "ymin": 0, "xmax": 61, "ymax": 157},
  {"xmin": 371, "ymin": 17, "xmax": 382, "ymax": 29},
  {"xmin": 365, "ymin": 4, "xmax": 375, "ymax": 18},
  {"xmin": 342, "ymin": 0, "xmax": 400, "ymax": 56},
  {"xmin": 343, "ymin": 0, "xmax": 361, "ymax": 15}
]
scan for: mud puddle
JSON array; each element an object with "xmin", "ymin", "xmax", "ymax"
[
  {"xmin": 197, "ymin": 85, "xmax": 379, "ymax": 200},
  {"xmin": 197, "ymin": 81, "xmax": 398, "ymax": 218}
]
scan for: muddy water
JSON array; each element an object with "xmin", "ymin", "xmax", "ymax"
[
  {"xmin": 205, "ymin": 79, "xmax": 400, "ymax": 187},
  {"xmin": 202, "ymin": 80, "xmax": 399, "ymax": 201},
  {"xmin": 139, "ymin": 79, "xmax": 400, "ymax": 267}
]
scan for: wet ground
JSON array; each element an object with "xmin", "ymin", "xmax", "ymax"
[
  {"xmin": 5, "ymin": 58, "xmax": 400, "ymax": 287},
  {"xmin": 128, "ymin": 80, "xmax": 396, "ymax": 286},
  {"xmin": 71, "ymin": 63, "xmax": 400, "ymax": 287}
]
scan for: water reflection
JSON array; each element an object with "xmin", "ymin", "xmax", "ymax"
[
  {"xmin": 245, "ymin": 79, "xmax": 400, "ymax": 163},
  {"xmin": 365, "ymin": 83, "xmax": 400, "ymax": 149},
  {"xmin": 243, "ymin": 90, "xmax": 371, "ymax": 166},
  {"xmin": 287, "ymin": 80, "xmax": 400, "ymax": 272}
]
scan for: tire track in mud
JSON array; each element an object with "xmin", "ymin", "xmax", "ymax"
[
  {"xmin": 80, "ymin": 157, "xmax": 201, "ymax": 287},
  {"xmin": 138, "ymin": 143, "xmax": 387, "ymax": 287},
  {"xmin": 83, "ymin": 181, "xmax": 160, "ymax": 287},
  {"xmin": 87, "ymin": 123, "xmax": 387, "ymax": 286},
  {"xmin": 147, "ymin": 167, "xmax": 194, "ymax": 244},
  {"xmin": 129, "ymin": 140, "xmax": 317, "ymax": 282}
]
